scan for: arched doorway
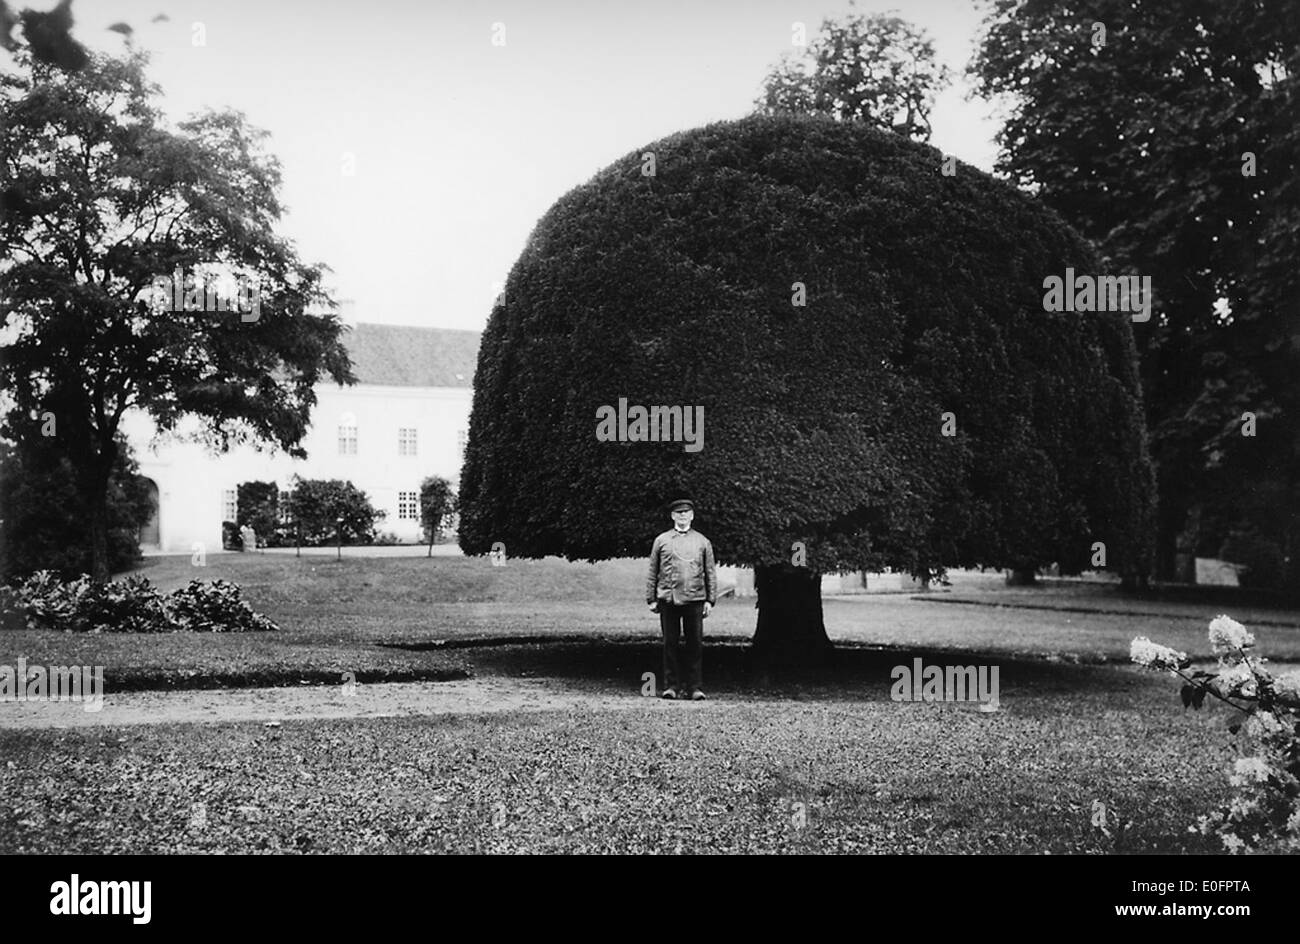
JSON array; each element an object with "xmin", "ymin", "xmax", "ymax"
[{"xmin": 139, "ymin": 478, "xmax": 160, "ymax": 549}]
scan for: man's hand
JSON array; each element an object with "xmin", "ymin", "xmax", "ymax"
[
  {"xmin": 703, "ymin": 602, "xmax": 712, "ymax": 618},
  {"xmin": 648, "ymin": 602, "xmax": 659, "ymax": 614}
]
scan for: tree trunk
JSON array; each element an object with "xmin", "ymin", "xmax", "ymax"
[
  {"xmin": 1120, "ymin": 572, "xmax": 1149, "ymax": 592},
  {"xmin": 1287, "ymin": 472, "xmax": 1300, "ymax": 590},
  {"xmin": 751, "ymin": 564, "xmax": 832, "ymax": 666},
  {"xmin": 88, "ymin": 494, "xmax": 109, "ymax": 582},
  {"xmin": 1173, "ymin": 503, "xmax": 1201, "ymax": 584},
  {"xmin": 1155, "ymin": 469, "xmax": 1192, "ymax": 582},
  {"xmin": 1005, "ymin": 567, "xmax": 1038, "ymax": 586},
  {"xmin": 85, "ymin": 464, "xmax": 113, "ymax": 583},
  {"xmin": 81, "ymin": 441, "xmax": 117, "ymax": 584}
]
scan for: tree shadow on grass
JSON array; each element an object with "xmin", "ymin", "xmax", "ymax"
[{"xmin": 403, "ymin": 638, "xmax": 1157, "ymax": 704}]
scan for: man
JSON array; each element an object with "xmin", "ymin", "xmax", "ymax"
[{"xmin": 646, "ymin": 497, "xmax": 717, "ymax": 701}]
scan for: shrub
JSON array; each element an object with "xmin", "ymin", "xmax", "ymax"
[
  {"xmin": 4, "ymin": 570, "xmax": 88, "ymax": 629},
  {"xmin": 0, "ymin": 435, "xmax": 153, "ymax": 582},
  {"xmin": 1132, "ymin": 615, "xmax": 1300, "ymax": 853},
  {"xmin": 236, "ymin": 481, "xmax": 282, "ymax": 546},
  {"xmin": 1219, "ymin": 531, "xmax": 1286, "ymax": 589},
  {"xmin": 222, "ymin": 520, "xmax": 242, "ymax": 551},
  {"xmin": 419, "ymin": 476, "xmax": 457, "ymax": 546},
  {"xmin": 288, "ymin": 479, "xmax": 384, "ymax": 546},
  {"xmin": 2, "ymin": 572, "xmax": 277, "ymax": 633},
  {"xmin": 0, "ymin": 585, "xmax": 14, "ymax": 629},
  {"xmin": 71, "ymin": 576, "xmax": 168, "ymax": 634},
  {"xmin": 167, "ymin": 579, "xmax": 279, "ymax": 633}
]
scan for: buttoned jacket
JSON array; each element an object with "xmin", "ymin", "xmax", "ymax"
[{"xmin": 646, "ymin": 527, "xmax": 717, "ymax": 606}]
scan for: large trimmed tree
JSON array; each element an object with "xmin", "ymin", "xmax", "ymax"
[{"xmin": 458, "ymin": 115, "xmax": 1154, "ymax": 662}]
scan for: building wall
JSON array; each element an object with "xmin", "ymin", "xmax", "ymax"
[{"xmin": 122, "ymin": 383, "xmax": 472, "ymax": 553}]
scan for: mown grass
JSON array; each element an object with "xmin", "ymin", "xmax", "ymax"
[
  {"xmin": 1, "ymin": 554, "xmax": 1285, "ymax": 853},
  {"xmin": 0, "ymin": 666, "xmax": 1234, "ymax": 854},
  {"xmin": 2, "ymin": 554, "xmax": 1298, "ymax": 691}
]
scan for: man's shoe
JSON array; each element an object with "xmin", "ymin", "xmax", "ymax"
[
  {"xmin": 690, "ymin": 690, "xmax": 706, "ymax": 701},
  {"xmin": 661, "ymin": 689, "xmax": 677, "ymax": 700}
]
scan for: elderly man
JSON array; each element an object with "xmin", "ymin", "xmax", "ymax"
[{"xmin": 646, "ymin": 498, "xmax": 717, "ymax": 701}]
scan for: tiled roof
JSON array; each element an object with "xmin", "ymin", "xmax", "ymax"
[{"xmin": 344, "ymin": 323, "xmax": 480, "ymax": 388}]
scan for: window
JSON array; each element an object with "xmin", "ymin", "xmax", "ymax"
[
  {"xmin": 339, "ymin": 424, "xmax": 357, "ymax": 455},
  {"xmin": 398, "ymin": 427, "xmax": 418, "ymax": 456},
  {"xmin": 398, "ymin": 491, "xmax": 419, "ymax": 521},
  {"xmin": 222, "ymin": 489, "xmax": 237, "ymax": 522},
  {"xmin": 278, "ymin": 490, "xmax": 293, "ymax": 524}
]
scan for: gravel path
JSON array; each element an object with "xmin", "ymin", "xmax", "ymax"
[{"xmin": 0, "ymin": 678, "xmax": 679, "ymax": 730}]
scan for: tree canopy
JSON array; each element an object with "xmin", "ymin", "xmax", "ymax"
[
  {"xmin": 459, "ymin": 114, "xmax": 1154, "ymax": 586},
  {"xmin": 755, "ymin": 9, "xmax": 950, "ymax": 141},
  {"xmin": 970, "ymin": 0, "xmax": 1300, "ymax": 584},
  {"xmin": 0, "ymin": 48, "xmax": 353, "ymax": 579}
]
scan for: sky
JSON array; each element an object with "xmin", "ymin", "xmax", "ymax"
[{"xmin": 34, "ymin": 0, "xmax": 1001, "ymax": 331}]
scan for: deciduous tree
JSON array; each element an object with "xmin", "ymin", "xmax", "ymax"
[
  {"xmin": 970, "ymin": 0, "xmax": 1300, "ymax": 585},
  {"xmin": 755, "ymin": 8, "xmax": 950, "ymax": 141},
  {"xmin": 0, "ymin": 49, "xmax": 353, "ymax": 580}
]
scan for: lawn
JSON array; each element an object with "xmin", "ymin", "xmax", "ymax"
[
  {"xmin": 2, "ymin": 553, "xmax": 1298, "ymax": 691},
  {"xmin": 1, "ymin": 553, "xmax": 1295, "ymax": 853},
  {"xmin": 0, "ymin": 663, "xmax": 1237, "ymax": 854}
]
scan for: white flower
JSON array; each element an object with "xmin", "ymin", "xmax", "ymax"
[
  {"xmin": 1130, "ymin": 637, "xmax": 1186, "ymax": 670},
  {"xmin": 1245, "ymin": 710, "xmax": 1285, "ymax": 736},
  {"xmin": 1228, "ymin": 795, "xmax": 1261, "ymax": 820},
  {"xmin": 1221, "ymin": 832, "xmax": 1246, "ymax": 853},
  {"xmin": 1273, "ymin": 672, "xmax": 1300, "ymax": 708},
  {"xmin": 1287, "ymin": 808, "xmax": 1300, "ymax": 836},
  {"xmin": 1213, "ymin": 663, "xmax": 1258, "ymax": 698},
  {"xmin": 1209, "ymin": 615, "xmax": 1254, "ymax": 655},
  {"xmin": 1232, "ymin": 757, "xmax": 1271, "ymax": 784}
]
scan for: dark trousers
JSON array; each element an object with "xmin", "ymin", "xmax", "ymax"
[{"xmin": 659, "ymin": 601, "xmax": 703, "ymax": 693}]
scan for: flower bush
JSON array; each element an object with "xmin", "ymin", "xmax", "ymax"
[
  {"xmin": 5, "ymin": 571, "xmax": 88, "ymax": 628},
  {"xmin": 71, "ymin": 576, "xmax": 168, "ymax": 634},
  {"xmin": 1, "ymin": 571, "xmax": 278, "ymax": 633},
  {"xmin": 1132, "ymin": 615, "xmax": 1300, "ymax": 853},
  {"xmin": 167, "ymin": 579, "xmax": 279, "ymax": 633}
]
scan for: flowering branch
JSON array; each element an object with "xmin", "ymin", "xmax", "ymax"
[{"xmin": 1132, "ymin": 615, "xmax": 1300, "ymax": 854}]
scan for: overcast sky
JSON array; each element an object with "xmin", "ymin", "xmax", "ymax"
[{"xmin": 57, "ymin": 0, "xmax": 999, "ymax": 331}]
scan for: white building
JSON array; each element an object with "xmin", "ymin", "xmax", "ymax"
[{"xmin": 122, "ymin": 320, "xmax": 480, "ymax": 553}]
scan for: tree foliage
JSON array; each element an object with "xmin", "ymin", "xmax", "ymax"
[
  {"xmin": 419, "ymin": 476, "xmax": 457, "ymax": 547},
  {"xmin": 236, "ymin": 481, "xmax": 280, "ymax": 547},
  {"xmin": 459, "ymin": 115, "xmax": 1154, "ymax": 584},
  {"xmin": 287, "ymin": 479, "xmax": 383, "ymax": 546},
  {"xmin": 0, "ymin": 433, "xmax": 152, "ymax": 581},
  {"xmin": 755, "ymin": 8, "xmax": 950, "ymax": 141},
  {"xmin": 0, "ymin": 0, "xmax": 88, "ymax": 72},
  {"xmin": 970, "ymin": 0, "xmax": 1300, "ymax": 584}
]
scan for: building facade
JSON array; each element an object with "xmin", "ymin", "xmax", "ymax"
[{"xmin": 123, "ymin": 321, "xmax": 480, "ymax": 554}]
